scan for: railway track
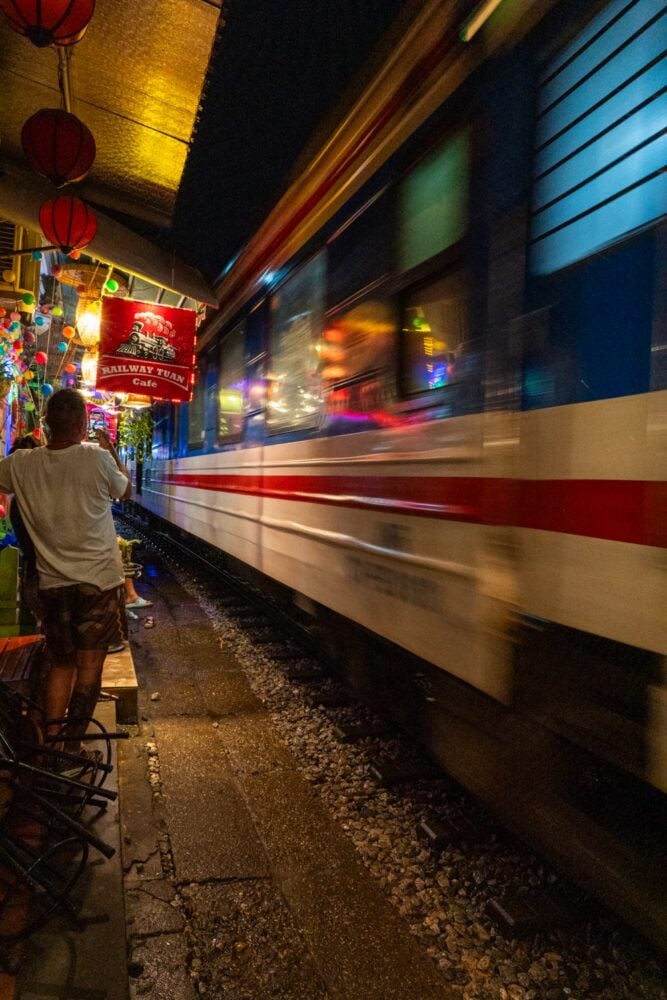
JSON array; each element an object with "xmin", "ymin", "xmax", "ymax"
[{"xmin": 116, "ymin": 504, "xmax": 667, "ymax": 992}]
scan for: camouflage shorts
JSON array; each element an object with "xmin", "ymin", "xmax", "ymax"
[{"xmin": 40, "ymin": 584, "xmax": 125, "ymax": 661}]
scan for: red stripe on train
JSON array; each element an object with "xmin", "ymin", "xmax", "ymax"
[{"xmin": 155, "ymin": 474, "xmax": 667, "ymax": 548}]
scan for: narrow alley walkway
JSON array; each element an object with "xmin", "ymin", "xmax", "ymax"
[{"xmin": 119, "ymin": 545, "xmax": 449, "ymax": 1000}]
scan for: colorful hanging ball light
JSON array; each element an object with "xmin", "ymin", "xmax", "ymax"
[
  {"xmin": 62, "ymin": 325, "xmax": 75, "ymax": 339},
  {"xmin": 51, "ymin": 265, "xmax": 62, "ymax": 278},
  {"xmin": 0, "ymin": 309, "xmax": 4, "ymax": 318},
  {"xmin": 2, "ymin": 269, "xmax": 16, "ymax": 283},
  {"xmin": 0, "ymin": 0, "xmax": 96, "ymax": 47},
  {"xmin": 35, "ymin": 316, "xmax": 45, "ymax": 327},
  {"xmin": 39, "ymin": 195, "xmax": 96, "ymax": 254},
  {"xmin": 9, "ymin": 312, "xmax": 20, "ymax": 322},
  {"xmin": 13, "ymin": 340, "xmax": 23, "ymax": 350},
  {"xmin": 104, "ymin": 278, "xmax": 118, "ymax": 293},
  {"xmin": 64, "ymin": 363, "xmax": 76, "ymax": 374},
  {"xmin": 0, "ymin": 505, "xmax": 5, "ymax": 519},
  {"xmin": 9, "ymin": 323, "xmax": 20, "ymax": 334},
  {"xmin": 52, "ymin": 306, "xmax": 63, "ymax": 317},
  {"xmin": 31, "ymin": 250, "xmax": 42, "ymax": 261},
  {"xmin": 40, "ymin": 384, "xmax": 54, "ymax": 397},
  {"xmin": 57, "ymin": 341, "xmax": 67, "ymax": 352},
  {"xmin": 24, "ymin": 401, "xmax": 35, "ymax": 412},
  {"xmin": 23, "ymin": 331, "xmax": 35, "ymax": 345},
  {"xmin": 21, "ymin": 107, "xmax": 96, "ymax": 186},
  {"xmin": 32, "ymin": 428, "xmax": 43, "ymax": 440},
  {"xmin": 22, "ymin": 293, "xmax": 35, "ymax": 307},
  {"xmin": 34, "ymin": 351, "xmax": 48, "ymax": 365},
  {"xmin": 76, "ymin": 283, "xmax": 87, "ymax": 295}
]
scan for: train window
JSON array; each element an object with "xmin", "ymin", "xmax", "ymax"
[
  {"xmin": 322, "ymin": 299, "xmax": 396, "ymax": 386},
  {"xmin": 217, "ymin": 322, "xmax": 245, "ymax": 443},
  {"xmin": 151, "ymin": 403, "xmax": 171, "ymax": 460},
  {"xmin": 187, "ymin": 359, "xmax": 206, "ymax": 449},
  {"xmin": 327, "ymin": 190, "xmax": 392, "ymax": 309},
  {"xmin": 531, "ymin": 0, "xmax": 666, "ymax": 274},
  {"xmin": 267, "ymin": 253, "xmax": 325, "ymax": 432},
  {"xmin": 171, "ymin": 401, "xmax": 181, "ymax": 456},
  {"xmin": 398, "ymin": 129, "xmax": 469, "ymax": 273},
  {"xmin": 400, "ymin": 271, "xmax": 470, "ymax": 396}
]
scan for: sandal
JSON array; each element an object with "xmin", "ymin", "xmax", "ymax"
[{"xmin": 125, "ymin": 597, "xmax": 153, "ymax": 609}]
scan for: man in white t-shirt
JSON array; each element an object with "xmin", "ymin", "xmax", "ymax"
[{"xmin": 0, "ymin": 388, "xmax": 131, "ymax": 746}]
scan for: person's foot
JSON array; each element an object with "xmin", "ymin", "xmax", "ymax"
[
  {"xmin": 107, "ymin": 641, "xmax": 126, "ymax": 654},
  {"xmin": 125, "ymin": 597, "xmax": 153, "ymax": 609}
]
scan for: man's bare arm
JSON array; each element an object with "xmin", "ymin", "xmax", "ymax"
[{"xmin": 97, "ymin": 429, "xmax": 132, "ymax": 500}]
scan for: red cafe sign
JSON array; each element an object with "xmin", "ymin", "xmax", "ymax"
[{"xmin": 97, "ymin": 298, "xmax": 196, "ymax": 401}]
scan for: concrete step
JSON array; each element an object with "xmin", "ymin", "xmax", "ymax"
[{"xmin": 103, "ymin": 646, "xmax": 138, "ymax": 725}]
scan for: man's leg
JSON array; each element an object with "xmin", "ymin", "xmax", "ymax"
[
  {"xmin": 62, "ymin": 648, "xmax": 106, "ymax": 748},
  {"xmin": 39, "ymin": 588, "xmax": 76, "ymax": 739},
  {"xmin": 62, "ymin": 584, "xmax": 120, "ymax": 749},
  {"xmin": 44, "ymin": 659, "xmax": 76, "ymax": 738}
]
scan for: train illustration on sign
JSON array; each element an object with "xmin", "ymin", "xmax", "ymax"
[{"xmin": 116, "ymin": 315, "xmax": 177, "ymax": 362}]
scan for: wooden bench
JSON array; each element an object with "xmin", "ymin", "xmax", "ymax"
[{"xmin": 0, "ymin": 636, "xmax": 46, "ymax": 696}]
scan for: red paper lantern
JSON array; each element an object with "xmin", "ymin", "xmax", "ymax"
[
  {"xmin": 21, "ymin": 109, "xmax": 95, "ymax": 187},
  {"xmin": 39, "ymin": 195, "xmax": 96, "ymax": 254},
  {"xmin": 0, "ymin": 0, "xmax": 95, "ymax": 47}
]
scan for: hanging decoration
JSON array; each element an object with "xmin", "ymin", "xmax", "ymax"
[
  {"xmin": 0, "ymin": 0, "xmax": 96, "ymax": 47},
  {"xmin": 80, "ymin": 351, "xmax": 98, "ymax": 385},
  {"xmin": 39, "ymin": 195, "xmax": 96, "ymax": 254},
  {"xmin": 76, "ymin": 308, "xmax": 101, "ymax": 348},
  {"xmin": 21, "ymin": 109, "xmax": 96, "ymax": 187},
  {"xmin": 97, "ymin": 298, "xmax": 197, "ymax": 402}
]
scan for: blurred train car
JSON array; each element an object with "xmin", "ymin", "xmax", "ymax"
[{"xmin": 135, "ymin": 0, "xmax": 667, "ymax": 944}]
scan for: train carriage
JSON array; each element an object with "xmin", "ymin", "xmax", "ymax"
[{"xmin": 135, "ymin": 0, "xmax": 667, "ymax": 946}]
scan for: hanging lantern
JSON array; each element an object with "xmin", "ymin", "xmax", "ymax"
[
  {"xmin": 39, "ymin": 195, "xmax": 96, "ymax": 254},
  {"xmin": 0, "ymin": 0, "xmax": 96, "ymax": 47},
  {"xmin": 76, "ymin": 308, "xmax": 100, "ymax": 348},
  {"xmin": 80, "ymin": 351, "xmax": 97, "ymax": 385},
  {"xmin": 22, "ymin": 109, "xmax": 96, "ymax": 187}
]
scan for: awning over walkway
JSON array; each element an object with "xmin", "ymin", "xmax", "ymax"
[
  {"xmin": 0, "ymin": 0, "xmax": 221, "ymax": 305},
  {"xmin": 0, "ymin": 168, "xmax": 216, "ymax": 305}
]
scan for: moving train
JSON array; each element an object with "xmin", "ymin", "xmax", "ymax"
[{"xmin": 135, "ymin": 0, "xmax": 667, "ymax": 945}]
